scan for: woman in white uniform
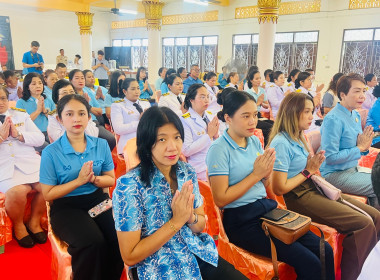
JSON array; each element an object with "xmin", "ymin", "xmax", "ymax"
[
  {"xmin": 181, "ymin": 84, "xmax": 219, "ymax": 181},
  {"xmin": 266, "ymin": 71, "xmax": 291, "ymax": 119},
  {"xmin": 295, "ymin": 71, "xmax": 323, "ymax": 132},
  {"xmin": 158, "ymin": 74, "xmax": 186, "ymax": 116},
  {"xmin": 111, "ymin": 78, "xmax": 151, "ymax": 154},
  {"xmin": 0, "ymin": 87, "xmax": 46, "ymax": 248},
  {"xmin": 284, "ymin": 69, "xmax": 300, "ymax": 93},
  {"xmin": 47, "ymin": 79, "xmax": 99, "ymax": 142},
  {"xmin": 203, "ymin": 72, "xmax": 221, "ymax": 114}
]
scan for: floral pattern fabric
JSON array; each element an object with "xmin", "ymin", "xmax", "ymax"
[{"xmin": 113, "ymin": 161, "xmax": 218, "ymax": 280}]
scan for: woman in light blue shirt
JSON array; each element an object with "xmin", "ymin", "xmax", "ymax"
[
  {"xmin": 160, "ymin": 68, "xmax": 176, "ymax": 94},
  {"xmin": 320, "ymin": 73, "xmax": 379, "ymax": 207},
  {"xmin": 40, "ymin": 94, "xmax": 124, "ymax": 280},
  {"xmin": 366, "ymin": 85, "xmax": 380, "ymax": 148},
  {"xmin": 16, "ymin": 72, "xmax": 55, "ymax": 151},
  {"xmin": 43, "ymin": 69, "xmax": 58, "ymax": 101},
  {"xmin": 136, "ymin": 67, "xmax": 153, "ymax": 100},
  {"xmin": 113, "ymin": 106, "xmax": 247, "ymax": 280},
  {"xmin": 268, "ymin": 91, "xmax": 379, "ymax": 280},
  {"xmin": 206, "ymin": 90, "xmax": 333, "ymax": 280}
]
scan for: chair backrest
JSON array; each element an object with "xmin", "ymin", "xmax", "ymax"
[
  {"xmin": 123, "ymin": 138, "xmax": 140, "ymax": 170},
  {"xmin": 254, "ymin": 128, "xmax": 264, "ymax": 148}
]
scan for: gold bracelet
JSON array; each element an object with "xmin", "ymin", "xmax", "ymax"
[{"xmin": 168, "ymin": 220, "xmax": 178, "ymax": 233}]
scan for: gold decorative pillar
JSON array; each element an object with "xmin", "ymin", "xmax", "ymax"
[
  {"xmin": 142, "ymin": 1, "xmax": 164, "ymax": 90},
  {"xmin": 256, "ymin": 0, "xmax": 281, "ymax": 73},
  {"xmin": 75, "ymin": 12, "xmax": 94, "ymax": 70}
]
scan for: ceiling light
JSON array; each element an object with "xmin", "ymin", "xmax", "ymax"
[
  {"xmin": 184, "ymin": 0, "xmax": 209, "ymax": 6},
  {"xmin": 119, "ymin": 9, "xmax": 138, "ymax": 15}
]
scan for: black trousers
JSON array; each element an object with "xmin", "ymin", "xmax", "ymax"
[
  {"xmin": 94, "ymin": 120, "xmax": 116, "ymax": 152},
  {"xmin": 50, "ymin": 189, "xmax": 124, "ymax": 280},
  {"xmin": 222, "ymin": 199, "xmax": 335, "ymax": 280},
  {"xmin": 130, "ymin": 255, "xmax": 248, "ymax": 280}
]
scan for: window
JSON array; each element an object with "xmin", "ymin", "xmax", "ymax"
[
  {"xmin": 112, "ymin": 38, "xmax": 148, "ymax": 69},
  {"xmin": 232, "ymin": 31, "xmax": 319, "ymax": 76},
  {"xmin": 340, "ymin": 28, "xmax": 380, "ymax": 78},
  {"xmin": 162, "ymin": 36, "xmax": 218, "ymax": 72}
]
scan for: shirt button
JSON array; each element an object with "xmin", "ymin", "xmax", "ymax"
[
  {"xmin": 9, "ymin": 143, "xmax": 12, "ymax": 146},
  {"xmin": 11, "ymin": 154, "xmax": 14, "ymax": 157},
  {"xmin": 81, "ymin": 157, "xmax": 84, "ymax": 159}
]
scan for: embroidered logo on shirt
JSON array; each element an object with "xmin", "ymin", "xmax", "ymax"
[
  {"xmin": 212, "ymin": 164, "xmax": 218, "ymax": 168},
  {"xmin": 93, "ymin": 160, "xmax": 103, "ymax": 167},
  {"xmin": 182, "ymin": 112, "xmax": 190, "ymax": 119},
  {"xmin": 355, "ymin": 118, "xmax": 358, "ymax": 123},
  {"xmin": 128, "ymin": 111, "xmax": 134, "ymax": 115},
  {"xmin": 63, "ymin": 165, "xmax": 71, "ymax": 171}
]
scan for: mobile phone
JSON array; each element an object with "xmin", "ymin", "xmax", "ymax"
[
  {"xmin": 262, "ymin": 208, "xmax": 290, "ymax": 222},
  {"xmin": 88, "ymin": 198, "xmax": 112, "ymax": 218}
]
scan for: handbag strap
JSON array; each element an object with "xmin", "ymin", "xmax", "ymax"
[
  {"xmin": 263, "ymin": 224, "xmax": 326, "ymax": 280},
  {"xmin": 341, "ymin": 198, "xmax": 373, "ymax": 220}
]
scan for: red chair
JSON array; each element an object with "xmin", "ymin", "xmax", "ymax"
[
  {"xmin": 0, "ymin": 192, "xmax": 12, "ymax": 254},
  {"xmin": 254, "ymin": 129, "xmax": 264, "ymax": 148}
]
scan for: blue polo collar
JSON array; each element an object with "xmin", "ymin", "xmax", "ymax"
[
  {"xmin": 336, "ymin": 103, "xmax": 353, "ymax": 117},
  {"xmin": 222, "ymin": 129, "xmax": 251, "ymax": 151},
  {"xmin": 60, "ymin": 132, "xmax": 95, "ymax": 155}
]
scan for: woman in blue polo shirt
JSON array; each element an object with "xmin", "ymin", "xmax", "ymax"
[
  {"xmin": 136, "ymin": 67, "xmax": 153, "ymax": 101},
  {"xmin": 39, "ymin": 94, "xmax": 124, "ymax": 280},
  {"xmin": 206, "ymin": 90, "xmax": 334, "ymax": 280},
  {"xmin": 366, "ymin": 84, "xmax": 380, "ymax": 148},
  {"xmin": 268, "ymin": 91, "xmax": 380, "ymax": 280},
  {"xmin": 16, "ymin": 72, "xmax": 55, "ymax": 150},
  {"xmin": 112, "ymin": 106, "xmax": 247, "ymax": 280}
]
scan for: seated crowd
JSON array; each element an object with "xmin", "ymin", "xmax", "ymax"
[{"xmin": 1, "ymin": 56, "xmax": 380, "ymax": 280}]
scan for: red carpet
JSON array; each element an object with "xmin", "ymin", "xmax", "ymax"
[{"xmin": 0, "ymin": 240, "xmax": 52, "ymax": 280}]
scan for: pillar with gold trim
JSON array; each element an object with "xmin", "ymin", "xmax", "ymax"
[
  {"xmin": 256, "ymin": 0, "xmax": 281, "ymax": 74},
  {"xmin": 76, "ymin": 12, "xmax": 94, "ymax": 70},
  {"xmin": 142, "ymin": 0, "xmax": 164, "ymax": 92}
]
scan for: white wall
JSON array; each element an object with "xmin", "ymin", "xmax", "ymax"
[
  {"xmin": 110, "ymin": 0, "xmax": 380, "ymax": 86},
  {"xmin": 0, "ymin": 3, "xmax": 111, "ymax": 70}
]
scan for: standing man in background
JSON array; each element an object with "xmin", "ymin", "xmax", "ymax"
[
  {"xmin": 22, "ymin": 41, "xmax": 44, "ymax": 74},
  {"xmin": 92, "ymin": 50, "xmax": 109, "ymax": 87},
  {"xmin": 56, "ymin": 49, "xmax": 68, "ymax": 65}
]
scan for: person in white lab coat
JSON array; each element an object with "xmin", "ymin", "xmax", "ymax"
[
  {"xmin": 0, "ymin": 87, "xmax": 46, "ymax": 248},
  {"xmin": 181, "ymin": 84, "xmax": 219, "ymax": 181}
]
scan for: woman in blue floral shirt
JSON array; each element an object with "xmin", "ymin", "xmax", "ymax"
[{"xmin": 112, "ymin": 106, "xmax": 247, "ymax": 280}]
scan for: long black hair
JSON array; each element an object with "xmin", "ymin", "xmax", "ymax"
[
  {"xmin": 136, "ymin": 106, "xmax": 185, "ymax": 185},
  {"xmin": 184, "ymin": 84, "xmax": 206, "ymax": 110},
  {"xmin": 217, "ymin": 90, "xmax": 255, "ymax": 122},
  {"xmin": 136, "ymin": 67, "xmax": 147, "ymax": 82},
  {"xmin": 68, "ymin": 69, "xmax": 83, "ymax": 82},
  {"xmin": 109, "ymin": 71, "xmax": 126, "ymax": 98},
  {"xmin": 22, "ymin": 72, "xmax": 46, "ymax": 101},
  {"xmin": 247, "ymin": 70, "xmax": 260, "ymax": 89}
]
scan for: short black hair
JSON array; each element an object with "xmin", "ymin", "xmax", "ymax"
[
  {"xmin": 204, "ymin": 72, "xmax": 217, "ymax": 81},
  {"xmin": 247, "ymin": 70, "xmax": 260, "ymax": 89},
  {"xmin": 98, "ymin": 50, "xmax": 104, "ymax": 56},
  {"xmin": 373, "ymin": 84, "xmax": 380, "ymax": 98},
  {"xmin": 264, "ymin": 69, "xmax": 273, "ymax": 78},
  {"xmin": 83, "ymin": 69, "xmax": 93, "ymax": 79},
  {"xmin": 269, "ymin": 71, "xmax": 283, "ymax": 83},
  {"xmin": 52, "ymin": 79, "xmax": 73, "ymax": 104},
  {"xmin": 0, "ymin": 86, "xmax": 10, "ymax": 99},
  {"xmin": 295, "ymin": 72, "xmax": 311, "ymax": 89},
  {"xmin": 57, "ymin": 94, "xmax": 91, "ymax": 119},
  {"xmin": 166, "ymin": 74, "xmax": 181, "ymax": 87},
  {"xmin": 184, "ymin": 84, "xmax": 206, "ymax": 110},
  {"xmin": 158, "ymin": 67, "xmax": 166, "ymax": 76},
  {"xmin": 136, "ymin": 106, "xmax": 184, "ymax": 185},
  {"xmin": 3, "ymin": 70, "xmax": 16, "ymax": 80},
  {"xmin": 365, "ymin": 73, "xmax": 375, "ymax": 83},
  {"xmin": 217, "ymin": 90, "xmax": 255, "ymax": 122},
  {"xmin": 56, "ymin": 63, "xmax": 66, "ymax": 69},
  {"xmin": 163, "ymin": 69, "xmax": 177, "ymax": 85},
  {"xmin": 60, "ymin": 49, "xmax": 64, "ymax": 52},
  {"xmin": 305, "ymin": 68, "xmax": 314, "ymax": 73},
  {"xmin": 31, "ymin": 41, "xmax": 40, "ymax": 47},
  {"xmin": 68, "ymin": 69, "xmax": 83, "ymax": 81},
  {"xmin": 287, "ymin": 69, "xmax": 300, "ymax": 83}
]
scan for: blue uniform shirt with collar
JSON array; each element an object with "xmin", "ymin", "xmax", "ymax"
[
  {"xmin": 16, "ymin": 96, "xmax": 55, "ymax": 132},
  {"xmin": 270, "ymin": 132, "xmax": 309, "ymax": 179},
  {"xmin": 218, "ymin": 73, "xmax": 228, "ymax": 88},
  {"xmin": 112, "ymin": 161, "xmax": 218, "ymax": 280},
  {"xmin": 43, "ymin": 87, "xmax": 53, "ymax": 101},
  {"xmin": 138, "ymin": 80, "xmax": 153, "ymax": 100},
  {"xmin": 104, "ymin": 94, "xmax": 122, "ymax": 109},
  {"xmin": 206, "ymin": 129, "xmax": 267, "ymax": 209},
  {"xmin": 366, "ymin": 98, "xmax": 380, "ymax": 142},
  {"xmin": 22, "ymin": 51, "xmax": 44, "ymax": 74},
  {"xmin": 246, "ymin": 87, "xmax": 267, "ymax": 111},
  {"xmin": 160, "ymin": 82, "xmax": 169, "ymax": 94},
  {"xmin": 81, "ymin": 90, "xmax": 101, "ymax": 121},
  {"xmin": 84, "ymin": 86, "xmax": 108, "ymax": 114},
  {"xmin": 320, "ymin": 103, "xmax": 367, "ymax": 177},
  {"xmin": 39, "ymin": 132, "xmax": 114, "ymax": 197},
  {"xmin": 183, "ymin": 77, "xmax": 203, "ymax": 93}
]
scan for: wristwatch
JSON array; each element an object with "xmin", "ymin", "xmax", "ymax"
[{"xmin": 300, "ymin": 169, "xmax": 311, "ymax": 179}]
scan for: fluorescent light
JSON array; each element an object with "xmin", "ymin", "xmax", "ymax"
[
  {"xmin": 184, "ymin": 0, "xmax": 209, "ymax": 6},
  {"xmin": 119, "ymin": 9, "xmax": 138, "ymax": 15}
]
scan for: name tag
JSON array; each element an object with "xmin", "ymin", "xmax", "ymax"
[
  {"xmin": 14, "ymin": 122, "xmax": 24, "ymax": 127},
  {"xmin": 128, "ymin": 111, "xmax": 134, "ymax": 115}
]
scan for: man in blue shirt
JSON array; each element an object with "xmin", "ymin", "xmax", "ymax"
[
  {"xmin": 22, "ymin": 41, "xmax": 44, "ymax": 74},
  {"xmin": 183, "ymin": 64, "xmax": 203, "ymax": 93},
  {"xmin": 218, "ymin": 66, "xmax": 228, "ymax": 89}
]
